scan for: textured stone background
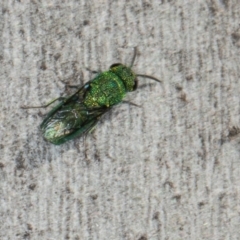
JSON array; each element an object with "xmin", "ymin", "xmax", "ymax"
[{"xmin": 1, "ymin": 0, "xmax": 240, "ymax": 239}]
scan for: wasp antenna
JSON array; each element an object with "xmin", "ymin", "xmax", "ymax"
[
  {"xmin": 130, "ymin": 47, "xmax": 138, "ymax": 67},
  {"xmin": 136, "ymin": 74, "xmax": 162, "ymax": 83},
  {"xmin": 20, "ymin": 97, "xmax": 65, "ymax": 109}
]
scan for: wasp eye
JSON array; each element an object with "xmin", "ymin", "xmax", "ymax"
[{"xmin": 110, "ymin": 63, "xmax": 122, "ymax": 69}]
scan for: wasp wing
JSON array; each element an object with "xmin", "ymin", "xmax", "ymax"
[{"xmin": 40, "ymin": 83, "xmax": 110, "ymax": 145}]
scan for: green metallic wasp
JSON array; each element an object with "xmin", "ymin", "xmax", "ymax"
[{"xmin": 22, "ymin": 48, "xmax": 161, "ymax": 145}]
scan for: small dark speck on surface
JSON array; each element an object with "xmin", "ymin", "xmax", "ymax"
[
  {"xmin": 28, "ymin": 184, "xmax": 36, "ymax": 191},
  {"xmin": 90, "ymin": 194, "xmax": 98, "ymax": 200},
  {"xmin": 83, "ymin": 20, "xmax": 90, "ymax": 26},
  {"xmin": 228, "ymin": 126, "xmax": 240, "ymax": 137},
  {"xmin": 39, "ymin": 61, "xmax": 47, "ymax": 71},
  {"xmin": 138, "ymin": 235, "xmax": 148, "ymax": 240}
]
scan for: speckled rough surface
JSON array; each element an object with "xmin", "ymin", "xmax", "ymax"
[{"xmin": 1, "ymin": 1, "xmax": 240, "ymax": 240}]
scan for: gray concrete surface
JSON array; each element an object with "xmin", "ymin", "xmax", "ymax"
[{"xmin": 1, "ymin": 0, "xmax": 240, "ymax": 239}]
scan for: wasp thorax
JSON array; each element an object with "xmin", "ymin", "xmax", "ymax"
[{"xmin": 110, "ymin": 64, "xmax": 136, "ymax": 92}]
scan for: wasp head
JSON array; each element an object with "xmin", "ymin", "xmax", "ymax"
[{"xmin": 109, "ymin": 64, "xmax": 137, "ymax": 92}]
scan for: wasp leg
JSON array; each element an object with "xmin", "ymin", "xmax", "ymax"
[
  {"xmin": 65, "ymin": 84, "xmax": 81, "ymax": 89},
  {"xmin": 20, "ymin": 97, "xmax": 66, "ymax": 109},
  {"xmin": 122, "ymin": 101, "xmax": 141, "ymax": 108},
  {"xmin": 64, "ymin": 69, "xmax": 98, "ymax": 89},
  {"xmin": 85, "ymin": 67, "xmax": 100, "ymax": 74}
]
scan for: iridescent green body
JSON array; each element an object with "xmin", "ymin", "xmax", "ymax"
[
  {"xmin": 21, "ymin": 48, "xmax": 161, "ymax": 145},
  {"xmin": 41, "ymin": 64, "xmax": 137, "ymax": 144}
]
